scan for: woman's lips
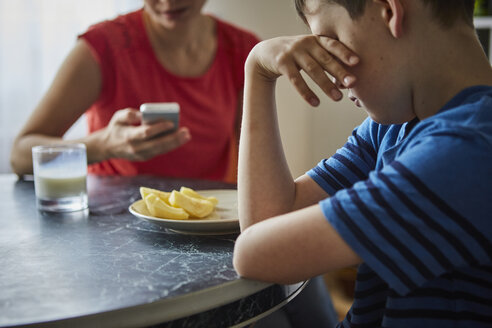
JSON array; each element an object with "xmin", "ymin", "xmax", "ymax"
[{"xmin": 160, "ymin": 7, "xmax": 187, "ymax": 19}]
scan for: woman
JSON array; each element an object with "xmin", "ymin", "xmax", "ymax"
[{"xmin": 10, "ymin": 0, "xmax": 259, "ymax": 183}]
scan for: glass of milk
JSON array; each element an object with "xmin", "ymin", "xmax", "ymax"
[{"xmin": 32, "ymin": 144, "xmax": 88, "ymax": 212}]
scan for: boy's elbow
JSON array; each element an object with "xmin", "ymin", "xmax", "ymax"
[
  {"xmin": 233, "ymin": 228, "xmax": 255, "ymax": 279},
  {"xmin": 233, "ymin": 226, "xmax": 298, "ymax": 285},
  {"xmin": 233, "ymin": 227, "xmax": 270, "ymax": 281}
]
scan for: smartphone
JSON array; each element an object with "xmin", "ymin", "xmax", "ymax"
[{"xmin": 140, "ymin": 103, "xmax": 180, "ymax": 133}]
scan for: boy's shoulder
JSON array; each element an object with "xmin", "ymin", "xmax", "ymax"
[
  {"xmin": 349, "ymin": 85, "xmax": 492, "ymax": 166},
  {"xmin": 363, "ymin": 85, "xmax": 492, "ymax": 142},
  {"xmin": 410, "ymin": 85, "xmax": 492, "ymax": 139}
]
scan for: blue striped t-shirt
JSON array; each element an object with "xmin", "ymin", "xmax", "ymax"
[{"xmin": 308, "ymin": 85, "xmax": 492, "ymax": 327}]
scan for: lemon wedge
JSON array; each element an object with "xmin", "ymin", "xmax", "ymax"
[
  {"xmin": 169, "ymin": 190, "xmax": 214, "ymax": 218},
  {"xmin": 179, "ymin": 186, "xmax": 219, "ymax": 206},
  {"xmin": 143, "ymin": 193, "xmax": 189, "ymax": 220},
  {"xmin": 140, "ymin": 187, "xmax": 171, "ymax": 204}
]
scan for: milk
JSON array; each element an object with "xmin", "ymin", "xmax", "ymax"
[
  {"xmin": 32, "ymin": 144, "xmax": 88, "ymax": 212},
  {"xmin": 34, "ymin": 175, "xmax": 87, "ymax": 199}
]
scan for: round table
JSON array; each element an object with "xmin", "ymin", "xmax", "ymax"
[{"xmin": 0, "ymin": 174, "xmax": 305, "ymax": 327}]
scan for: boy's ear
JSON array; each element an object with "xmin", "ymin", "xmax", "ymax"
[{"xmin": 375, "ymin": 0, "xmax": 404, "ymax": 38}]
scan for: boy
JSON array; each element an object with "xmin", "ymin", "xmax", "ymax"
[{"xmin": 233, "ymin": 0, "xmax": 492, "ymax": 327}]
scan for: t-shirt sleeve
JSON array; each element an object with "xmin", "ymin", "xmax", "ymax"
[
  {"xmin": 78, "ymin": 22, "xmax": 115, "ymax": 103},
  {"xmin": 319, "ymin": 126, "xmax": 492, "ymax": 296},
  {"xmin": 78, "ymin": 23, "xmax": 108, "ymax": 65},
  {"xmin": 307, "ymin": 117, "xmax": 380, "ymax": 196}
]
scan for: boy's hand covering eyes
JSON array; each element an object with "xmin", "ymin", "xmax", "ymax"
[{"xmin": 249, "ymin": 35, "xmax": 359, "ymax": 106}]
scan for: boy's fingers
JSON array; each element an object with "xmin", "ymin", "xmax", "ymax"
[
  {"xmin": 310, "ymin": 44, "xmax": 357, "ymax": 88},
  {"xmin": 334, "ymin": 78, "xmax": 345, "ymax": 89},
  {"xmin": 283, "ymin": 66, "xmax": 320, "ymax": 106},
  {"xmin": 297, "ymin": 54, "xmax": 342, "ymax": 101},
  {"xmin": 317, "ymin": 36, "xmax": 359, "ymax": 67}
]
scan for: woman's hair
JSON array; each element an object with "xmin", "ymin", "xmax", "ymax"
[{"xmin": 294, "ymin": 0, "xmax": 475, "ymax": 28}]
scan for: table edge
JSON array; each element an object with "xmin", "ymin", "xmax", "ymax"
[{"xmin": 10, "ymin": 279, "xmax": 274, "ymax": 328}]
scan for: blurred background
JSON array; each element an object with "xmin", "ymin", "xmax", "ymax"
[{"xmin": 0, "ymin": 0, "xmax": 367, "ymax": 178}]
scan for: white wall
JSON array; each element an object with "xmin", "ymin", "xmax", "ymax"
[
  {"xmin": 1, "ymin": 0, "xmax": 367, "ymax": 177},
  {"xmin": 0, "ymin": 0, "xmax": 141, "ymax": 173},
  {"xmin": 205, "ymin": 0, "xmax": 314, "ymax": 177},
  {"xmin": 307, "ymin": 80, "xmax": 368, "ymax": 170}
]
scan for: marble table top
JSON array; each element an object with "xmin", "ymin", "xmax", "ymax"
[{"xmin": 0, "ymin": 174, "xmax": 304, "ymax": 327}]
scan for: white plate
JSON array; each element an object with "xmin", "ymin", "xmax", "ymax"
[{"xmin": 129, "ymin": 189, "xmax": 239, "ymax": 235}]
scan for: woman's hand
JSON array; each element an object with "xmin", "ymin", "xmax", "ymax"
[
  {"xmin": 247, "ymin": 35, "xmax": 359, "ymax": 106},
  {"xmin": 92, "ymin": 108, "xmax": 191, "ymax": 162}
]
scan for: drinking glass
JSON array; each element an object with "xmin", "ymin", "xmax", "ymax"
[{"xmin": 32, "ymin": 144, "xmax": 88, "ymax": 212}]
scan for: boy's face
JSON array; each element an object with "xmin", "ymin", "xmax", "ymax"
[{"xmin": 304, "ymin": 0, "xmax": 415, "ymax": 124}]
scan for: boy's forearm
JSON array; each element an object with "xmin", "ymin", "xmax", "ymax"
[{"xmin": 238, "ymin": 58, "xmax": 296, "ymax": 230}]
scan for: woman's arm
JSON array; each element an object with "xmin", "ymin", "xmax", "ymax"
[
  {"xmin": 10, "ymin": 39, "xmax": 102, "ymax": 175},
  {"xmin": 10, "ymin": 40, "xmax": 190, "ymax": 176}
]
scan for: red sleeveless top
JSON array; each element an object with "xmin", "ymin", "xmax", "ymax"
[{"xmin": 79, "ymin": 9, "xmax": 259, "ymax": 182}]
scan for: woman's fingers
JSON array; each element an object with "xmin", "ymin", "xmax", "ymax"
[
  {"xmin": 130, "ymin": 127, "xmax": 191, "ymax": 161},
  {"xmin": 153, "ymin": 127, "xmax": 191, "ymax": 153},
  {"xmin": 103, "ymin": 108, "xmax": 190, "ymax": 161},
  {"xmin": 111, "ymin": 108, "xmax": 141, "ymax": 125},
  {"xmin": 132, "ymin": 121, "xmax": 176, "ymax": 141}
]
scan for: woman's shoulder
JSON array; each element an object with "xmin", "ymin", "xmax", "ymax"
[
  {"xmin": 88, "ymin": 9, "xmax": 141, "ymax": 32},
  {"xmin": 80, "ymin": 9, "xmax": 144, "ymax": 49}
]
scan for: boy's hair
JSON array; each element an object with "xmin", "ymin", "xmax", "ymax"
[{"xmin": 294, "ymin": 0, "xmax": 475, "ymax": 28}]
